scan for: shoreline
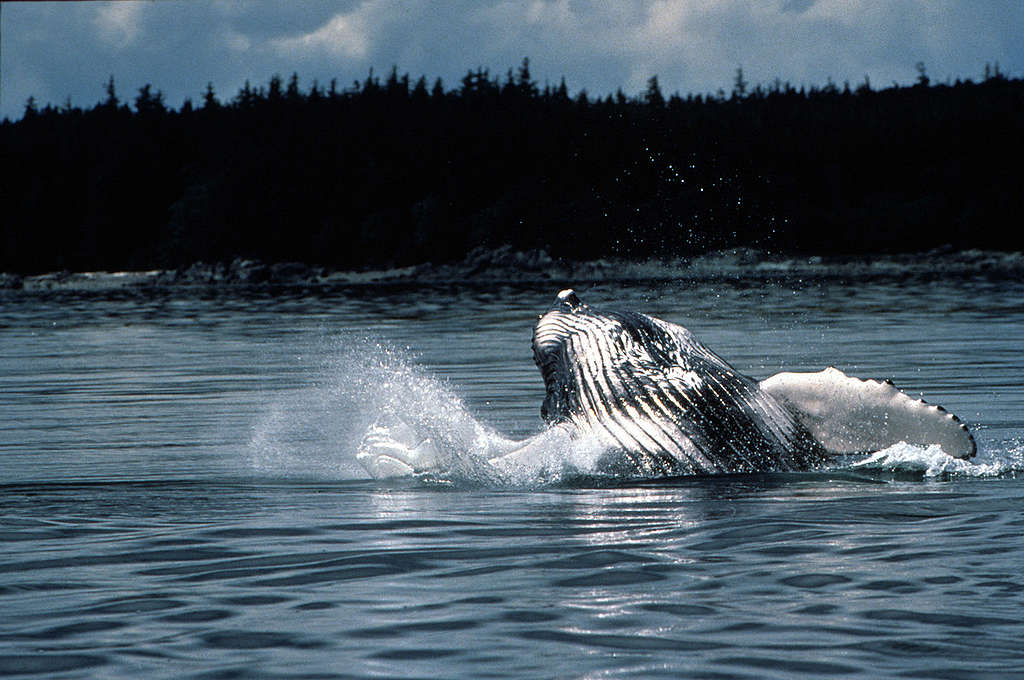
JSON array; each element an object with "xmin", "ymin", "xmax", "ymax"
[{"xmin": 2, "ymin": 247, "xmax": 1022, "ymax": 294}]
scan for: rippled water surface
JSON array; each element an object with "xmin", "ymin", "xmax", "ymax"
[{"xmin": 1, "ymin": 276, "xmax": 1022, "ymax": 679}]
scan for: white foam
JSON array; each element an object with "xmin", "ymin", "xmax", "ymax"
[{"xmin": 851, "ymin": 441, "xmax": 1019, "ymax": 478}]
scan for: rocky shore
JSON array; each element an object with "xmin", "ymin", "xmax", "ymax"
[{"xmin": 2, "ymin": 247, "xmax": 1022, "ymax": 294}]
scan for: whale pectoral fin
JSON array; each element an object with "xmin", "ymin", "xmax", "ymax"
[
  {"xmin": 356, "ymin": 417, "xmax": 445, "ymax": 478},
  {"xmin": 759, "ymin": 367, "xmax": 976, "ymax": 459}
]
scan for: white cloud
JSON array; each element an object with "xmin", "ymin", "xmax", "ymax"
[
  {"xmin": 609, "ymin": 0, "xmax": 925, "ymax": 95},
  {"xmin": 270, "ymin": 6, "xmax": 374, "ymax": 59},
  {"xmin": 93, "ymin": 2, "xmax": 144, "ymax": 49}
]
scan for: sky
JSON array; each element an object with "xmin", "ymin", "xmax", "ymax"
[{"xmin": 3, "ymin": 0, "xmax": 1022, "ymax": 120}]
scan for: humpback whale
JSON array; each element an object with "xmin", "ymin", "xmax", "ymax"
[{"xmin": 358, "ymin": 289, "xmax": 975, "ymax": 479}]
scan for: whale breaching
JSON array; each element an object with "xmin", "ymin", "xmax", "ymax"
[{"xmin": 358, "ymin": 289, "xmax": 975, "ymax": 479}]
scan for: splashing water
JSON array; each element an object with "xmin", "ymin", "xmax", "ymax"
[
  {"xmin": 248, "ymin": 335, "xmax": 519, "ymax": 483},
  {"xmin": 851, "ymin": 441, "xmax": 1023, "ymax": 479}
]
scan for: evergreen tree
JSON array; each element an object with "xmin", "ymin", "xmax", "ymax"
[
  {"xmin": 915, "ymin": 62, "xmax": 930, "ymax": 88},
  {"xmin": 516, "ymin": 57, "xmax": 538, "ymax": 97},
  {"xmin": 134, "ymin": 84, "xmax": 165, "ymax": 115},
  {"xmin": 732, "ymin": 67, "xmax": 748, "ymax": 99},
  {"xmin": 102, "ymin": 75, "xmax": 119, "ymax": 109},
  {"xmin": 202, "ymin": 82, "xmax": 219, "ymax": 110},
  {"xmin": 645, "ymin": 76, "xmax": 665, "ymax": 107}
]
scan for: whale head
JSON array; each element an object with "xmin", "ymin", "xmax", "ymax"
[
  {"xmin": 532, "ymin": 289, "xmax": 691, "ymax": 425},
  {"xmin": 531, "ymin": 289, "xmax": 826, "ymax": 474}
]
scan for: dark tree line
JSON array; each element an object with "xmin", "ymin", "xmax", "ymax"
[{"xmin": 2, "ymin": 60, "xmax": 1022, "ymax": 275}]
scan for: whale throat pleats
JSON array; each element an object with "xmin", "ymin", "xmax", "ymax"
[{"xmin": 532, "ymin": 291, "xmax": 827, "ymax": 474}]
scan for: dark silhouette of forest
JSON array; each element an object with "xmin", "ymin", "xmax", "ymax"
[{"xmin": 3, "ymin": 60, "xmax": 1022, "ymax": 275}]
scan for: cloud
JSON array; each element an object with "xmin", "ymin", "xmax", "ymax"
[
  {"xmin": 271, "ymin": 10, "xmax": 371, "ymax": 59},
  {"xmin": 93, "ymin": 2, "xmax": 144, "ymax": 48}
]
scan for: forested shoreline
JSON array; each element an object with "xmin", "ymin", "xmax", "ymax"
[{"xmin": 3, "ymin": 61, "xmax": 1023, "ymax": 276}]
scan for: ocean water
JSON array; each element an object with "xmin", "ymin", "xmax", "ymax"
[{"xmin": 1, "ymin": 271, "xmax": 1023, "ymax": 679}]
